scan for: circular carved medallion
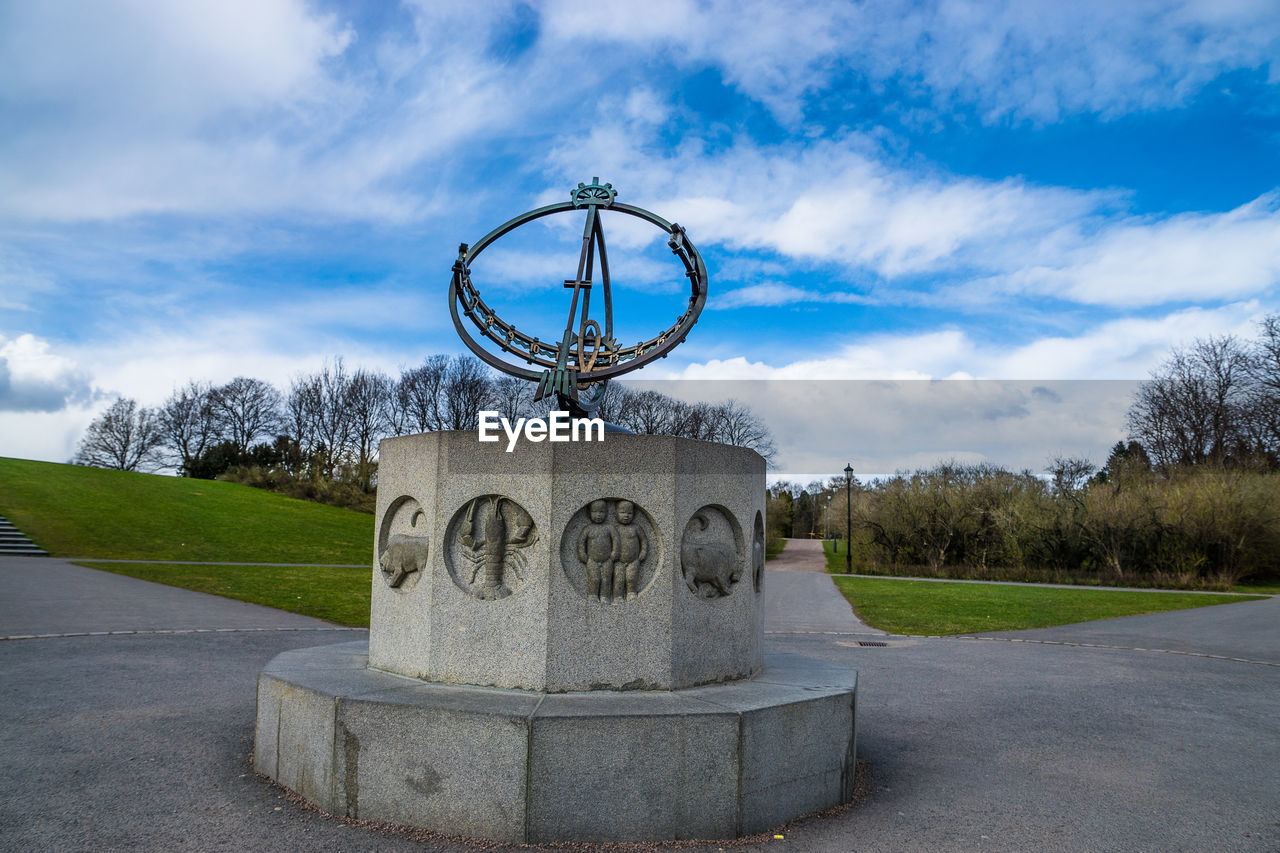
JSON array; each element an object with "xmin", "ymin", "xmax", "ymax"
[
  {"xmin": 558, "ymin": 498, "xmax": 659, "ymax": 603},
  {"xmin": 377, "ymin": 496, "xmax": 428, "ymax": 591},
  {"xmin": 679, "ymin": 505, "xmax": 745, "ymax": 599},
  {"xmin": 443, "ymin": 495, "xmax": 539, "ymax": 600}
]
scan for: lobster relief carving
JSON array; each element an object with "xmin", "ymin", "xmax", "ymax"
[{"xmin": 452, "ymin": 495, "xmax": 538, "ymax": 600}]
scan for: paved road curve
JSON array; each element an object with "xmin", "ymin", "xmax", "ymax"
[{"xmin": 1, "ymin": 554, "xmax": 1276, "ymax": 851}]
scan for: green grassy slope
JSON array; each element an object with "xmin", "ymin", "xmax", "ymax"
[{"xmin": 0, "ymin": 457, "xmax": 372, "ymax": 563}]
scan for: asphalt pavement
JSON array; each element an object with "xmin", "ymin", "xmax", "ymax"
[
  {"xmin": 763, "ymin": 538, "xmax": 885, "ymax": 635},
  {"xmin": 1, "ymin": 553, "xmax": 1276, "ymax": 852}
]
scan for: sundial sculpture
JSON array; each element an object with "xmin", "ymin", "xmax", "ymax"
[
  {"xmin": 449, "ymin": 178, "xmax": 708, "ymax": 415},
  {"xmin": 254, "ymin": 179, "xmax": 857, "ymax": 845}
]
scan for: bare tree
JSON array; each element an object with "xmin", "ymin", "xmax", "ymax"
[
  {"xmin": 1127, "ymin": 336, "xmax": 1253, "ymax": 469},
  {"xmin": 311, "ymin": 359, "xmax": 354, "ymax": 479},
  {"xmin": 443, "ymin": 356, "xmax": 491, "ymax": 430},
  {"xmin": 157, "ymin": 380, "xmax": 221, "ymax": 475},
  {"xmin": 1047, "ymin": 456, "xmax": 1096, "ymax": 497},
  {"xmin": 285, "ymin": 372, "xmax": 323, "ymax": 474},
  {"xmin": 717, "ymin": 398, "xmax": 777, "ymax": 462},
  {"xmin": 209, "ymin": 376, "xmax": 283, "ymax": 454},
  {"xmin": 346, "ymin": 368, "xmax": 392, "ymax": 490},
  {"xmin": 620, "ymin": 389, "xmax": 672, "ymax": 434},
  {"xmin": 74, "ymin": 397, "xmax": 163, "ymax": 471},
  {"xmin": 1243, "ymin": 314, "xmax": 1280, "ymax": 458},
  {"xmin": 392, "ymin": 354, "xmax": 450, "ymax": 435},
  {"xmin": 489, "ymin": 375, "xmax": 537, "ymax": 422},
  {"xmin": 666, "ymin": 400, "xmax": 719, "ymax": 440},
  {"xmin": 593, "ymin": 382, "xmax": 633, "ymax": 425}
]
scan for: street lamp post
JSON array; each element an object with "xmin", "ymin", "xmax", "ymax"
[{"xmin": 844, "ymin": 463, "xmax": 853, "ymax": 574}]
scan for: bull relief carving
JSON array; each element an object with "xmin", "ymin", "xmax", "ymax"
[
  {"xmin": 559, "ymin": 498, "xmax": 657, "ymax": 603},
  {"xmin": 444, "ymin": 495, "xmax": 538, "ymax": 600},
  {"xmin": 377, "ymin": 496, "xmax": 429, "ymax": 590},
  {"xmin": 680, "ymin": 506, "xmax": 744, "ymax": 599}
]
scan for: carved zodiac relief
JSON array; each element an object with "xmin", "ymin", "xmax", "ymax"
[
  {"xmin": 753, "ymin": 511, "xmax": 765, "ymax": 594},
  {"xmin": 444, "ymin": 495, "xmax": 539, "ymax": 600},
  {"xmin": 559, "ymin": 498, "xmax": 657, "ymax": 603},
  {"xmin": 377, "ymin": 496, "xmax": 429, "ymax": 590},
  {"xmin": 680, "ymin": 506, "xmax": 744, "ymax": 599}
]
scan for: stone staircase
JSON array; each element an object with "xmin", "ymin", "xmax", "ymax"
[{"xmin": 0, "ymin": 516, "xmax": 48, "ymax": 556}]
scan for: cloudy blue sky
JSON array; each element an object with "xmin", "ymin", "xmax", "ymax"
[{"xmin": 2, "ymin": 0, "xmax": 1278, "ymax": 476}]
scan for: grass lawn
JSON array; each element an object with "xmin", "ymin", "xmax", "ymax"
[
  {"xmin": 76, "ymin": 556, "xmax": 1264, "ymax": 636},
  {"xmin": 831, "ymin": 575, "xmax": 1266, "ymax": 635},
  {"xmin": 0, "ymin": 457, "xmax": 372, "ymax": 563},
  {"xmin": 76, "ymin": 561, "xmax": 373, "ymax": 627}
]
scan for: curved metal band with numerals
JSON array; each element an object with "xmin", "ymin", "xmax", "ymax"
[{"xmin": 448, "ymin": 199, "xmax": 708, "ymax": 384}]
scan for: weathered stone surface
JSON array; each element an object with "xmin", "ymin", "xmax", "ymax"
[
  {"xmin": 527, "ymin": 691, "xmax": 740, "ymax": 842},
  {"xmin": 334, "ymin": 684, "xmax": 538, "ymax": 841},
  {"xmin": 253, "ymin": 641, "xmax": 857, "ymax": 843},
  {"xmin": 369, "ymin": 432, "xmax": 765, "ymax": 692}
]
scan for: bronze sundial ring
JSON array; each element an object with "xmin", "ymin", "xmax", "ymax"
[{"xmin": 448, "ymin": 180, "xmax": 708, "ymax": 399}]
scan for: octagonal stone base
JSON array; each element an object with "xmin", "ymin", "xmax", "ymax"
[
  {"xmin": 370, "ymin": 432, "xmax": 766, "ymax": 692},
  {"xmin": 253, "ymin": 641, "xmax": 857, "ymax": 843}
]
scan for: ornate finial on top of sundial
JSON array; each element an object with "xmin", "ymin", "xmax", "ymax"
[
  {"xmin": 571, "ymin": 178, "xmax": 617, "ymax": 208},
  {"xmin": 448, "ymin": 179, "xmax": 708, "ymax": 418}
]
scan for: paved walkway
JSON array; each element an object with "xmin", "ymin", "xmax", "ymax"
[
  {"xmin": 766, "ymin": 536, "xmax": 827, "ymax": 572},
  {"xmin": 0, "ymin": 556, "xmax": 363, "ymax": 638},
  {"xmin": 764, "ymin": 538, "xmax": 885, "ymax": 635},
  {"xmin": 1, "ymin": 554, "xmax": 1277, "ymax": 851}
]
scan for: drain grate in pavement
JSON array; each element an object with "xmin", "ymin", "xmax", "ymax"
[{"xmin": 857, "ymin": 641, "xmax": 888, "ymax": 647}]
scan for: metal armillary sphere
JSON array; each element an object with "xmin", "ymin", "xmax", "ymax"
[{"xmin": 449, "ymin": 179, "xmax": 709, "ymax": 416}]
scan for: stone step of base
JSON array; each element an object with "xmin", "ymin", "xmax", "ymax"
[{"xmin": 0, "ymin": 546, "xmax": 49, "ymax": 555}]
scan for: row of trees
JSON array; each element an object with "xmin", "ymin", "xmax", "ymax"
[
  {"xmin": 760, "ymin": 316, "xmax": 1280, "ymax": 586},
  {"xmin": 73, "ymin": 355, "xmax": 776, "ymax": 509},
  {"xmin": 771, "ymin": 445, "xmax": 1278, "ymax": 587}
]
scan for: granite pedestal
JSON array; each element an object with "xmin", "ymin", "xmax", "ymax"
[
  {"xmin": 254, "ymin": 432, "xmax": 858, "ymax": 842},
  {"xmin": 255, "ymin": 642, "xmax": 857, "ymax": 842}
]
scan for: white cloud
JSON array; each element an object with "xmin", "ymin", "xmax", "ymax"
[
  {"xmin": 715, "ymin": 283, "xmax": 870, "ymax": 308},
  {"xmin": 549, "ymin": 125, "xmax": 1280, "ymax": 310},
  {"xmin": 638, "ymin": 376, "xmax": 1136, "ymax": 477},
  {"xmin": 0, "ymin": 0, "xmax": 352, "ymax": 119},
  {"xmin": 539, "ymin": 0, "xmax": 1280, "ymax": 124},
  {"xmin": 1003, "ymin": 194, "xmax": 1280, "ymax": 307},
  {"xmin": 676, "ymin": 302, "xmax": 1263, "ymax": 381},
  {"xmin": 551, "ymin": 130, "xmax": 1097, "ymax": 275},
  {"xmin": 0, "ymin": 408, "xmax": 101, "ymax": 465},
  {"xmin": 479, "ymin": 245, "xmax": 672, "ymax": 291},
  {"xmin": 0, "ymin": 1, "xmax": 559, "ymax": 222},
  {"xmin": 0, "ymin": 334, "xmax": 97, "ymax": 412}
]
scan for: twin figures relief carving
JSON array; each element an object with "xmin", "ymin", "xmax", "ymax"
[
  {"xmin": 559, "ymin": 498, "xmax": 657, "ymax": 603},
  {"xmin": 378, "ymin": 494, "xmax": 760, "ymax": 602},
  {"xmin": 575, "ymin": 499, "xmax": 648, "ymax": 603}
]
